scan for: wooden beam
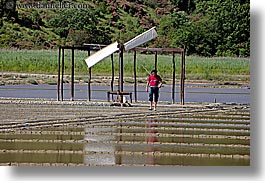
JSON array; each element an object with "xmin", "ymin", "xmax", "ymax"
[
  {"xmin": 132, "ymin": 47, "xmax": 185, "ymax": 53},
  {"xmin": 60, "ymin": 45, "xmax": 105, "ymax": 51}
]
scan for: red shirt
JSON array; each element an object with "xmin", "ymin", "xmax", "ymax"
[{"xmin": 148, "ymin": 75, "xmax": 162, "ymax": 87}]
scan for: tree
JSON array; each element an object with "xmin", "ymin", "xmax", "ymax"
[
  {"xmin": 156, "ymin": 10, "xmax": 189, "ymax": 48},
  {"xmin": 48, "ymin": 8, "xmax": 109, "ymax": 44},
  {"xmin": 194, "ymin": 0, "xmax": 250, "ymax": 56},
  {"xmin": 111, "ymin": 10, "xmax": 144, "ymax": 43},
  {"xmin": 171, "ymin": 0, "xmax": 196, "ymax": 13},
  {"xmin": 0, "ymin": 0, "xmax": 17, "ymax": 19}
]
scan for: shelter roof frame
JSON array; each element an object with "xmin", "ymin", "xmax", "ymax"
[{"xmin": 57, "ymin": 44, "xmax": 185, "ymax": 105}]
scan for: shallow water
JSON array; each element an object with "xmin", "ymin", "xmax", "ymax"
[
  {"xmin": 0, "ymin": 108, "xmax": 250, "ymax": 166},
  {"xmin": 0, "ymin": 84, "xmax": 250, "ymax": 103}
]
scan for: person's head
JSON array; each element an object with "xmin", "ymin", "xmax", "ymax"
[{"xmin": 151, "ymin": 69, "xmax": 157, "ymax": 75}]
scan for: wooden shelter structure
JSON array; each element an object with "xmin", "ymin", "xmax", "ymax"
[
  {"xmin": 57, "ymin": 45, "xmax": 186, "ymax": 104},
  {"xmin": 57, "ymin": 44, "xmax": 106, "ymax": 102}
]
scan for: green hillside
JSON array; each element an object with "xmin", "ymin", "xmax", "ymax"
[{"xmin": 0, "ymin": 0, "xmax": 250, "ymax": 57}]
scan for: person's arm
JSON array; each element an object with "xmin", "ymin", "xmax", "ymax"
[
  {"xmin": 158, "ymin": 76, "xmax": 162, "ymax": 88},
  {"xmin": 146, "ymin": 81, "xmax": 149, "ymax": 92},
  {"xmin": 158, "ymin": 81, "xmax": 162, "ymax": 88}
]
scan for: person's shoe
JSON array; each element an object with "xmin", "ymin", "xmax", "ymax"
[
  {"xmin": 154, "ymin": 108, "xmax": 156, "ymax": 111},
  {"xmin": 149, "ymin": 107, "xmax": 152, "ymax": 110}
]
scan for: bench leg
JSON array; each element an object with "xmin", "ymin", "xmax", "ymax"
[{"xmin": 107, "ymin": 93, "xmax": 110, "ymax": 102}]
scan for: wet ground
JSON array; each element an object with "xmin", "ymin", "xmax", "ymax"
[{"xmin": 0, "ymin": 100, "xmax": 250, "ymax": 166}]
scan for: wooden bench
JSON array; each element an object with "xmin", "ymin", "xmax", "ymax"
[{"xmin": 107, "ymin": 91, "xmax": 133, "ymax": 103}]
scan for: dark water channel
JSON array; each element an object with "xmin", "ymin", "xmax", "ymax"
[{"xmin": 0, "ymin": 84, "xmax": 250, "ymax": 103}]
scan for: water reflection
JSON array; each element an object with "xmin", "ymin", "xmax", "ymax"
[
  {"xmin": 82, "ymin": 119, "xmax": 161, "ymax": 166},
  {"xmin": 80, "ymin": 117, "xmax": 250, "ymax": 166},
  {"xmin": 145, "ymin": 118, "xmax": 157, "ymax": 165},
  {"xmin": 0, "ymin": 84, "xmax": 250, "ymax": 103},
  {"xmin": 83, "ymin": 125, "xmax": 123, "ymax": 165}
]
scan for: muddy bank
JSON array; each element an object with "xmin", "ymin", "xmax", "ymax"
[
  {"xmin": 0, "ymin": 72, "xmax": 250, "ymax": 88},
  {"xmin": 0, "ymin": 97, "xmax": 249, "ymax": 127}
]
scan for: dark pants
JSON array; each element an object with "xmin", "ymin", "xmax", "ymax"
[{"xmin": 149, "ymin": 87, "xmax": 159, "ymax": 102}]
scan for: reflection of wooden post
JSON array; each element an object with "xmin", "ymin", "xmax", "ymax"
[
  {"xmin": 133, "ymin": 50, "xmax": 137, "ymax": 102},
  {"xmin": 172, "ymin": 52, "xmax": 175, "ymax": 104},
  {"xmin": 87, "ymin": 48, "xmax": 91, "ymax": 101},
  {"xmin": 61, "ymin": 48, "xmax": 64, "ymax": 101},
  {"xmin": 57, "ymin": 47, "xmax": 61, "ymax": 101},
  {"xmin": 71, "ymin": 47, "xmax": 74, "ymax": 101}
]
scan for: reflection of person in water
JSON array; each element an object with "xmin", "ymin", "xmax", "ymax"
[
  {"xmin": 147, "ymin": 120, "xmax": 157, "ymax": 143},
  {"xmin": 146, "ymin": 119, "xmax": 158, "ymax": 165}
]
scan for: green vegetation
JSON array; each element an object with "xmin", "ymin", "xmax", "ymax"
[
  {"xmin": 0, "ymin": 0, "xmax": 250, "ymax": 83},
  {"xmin": 0, "ymin": 49, "xmax": 250, "ymax": 82},
  {"xmin": 0, "ymin": 0, "xmax": 250, "ymax": 57}
]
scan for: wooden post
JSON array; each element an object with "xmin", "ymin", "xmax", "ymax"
[
  {"xmin": 180, "ymin": 51, "xmax": 183, "ymax": 105},
  {"xmin": 180, "ymin": 50, "xmax": 185, "ymax": 105},
  {"xmin": 88, "ymin": 68, "xmax": 91, "ymax": 101},
  {"xmin": 155, "ymin": 51, "xmax": 157, "ymax": 71},
  {"xmin": 111, "ymin": 54, "xmax": 114, "ymax": 101},
  {"xmin": 133, "ymin": 50, "xmax": 137, "ymax": 102},
  {"xmin": 172, "ymin": 52, "xmax": 176, "ymax": 104},
  {"xmin": 119, "ymin": 44, "xmax": 124, "ymax": 103},
  {"xmin": 87, "ymin": 48, "xmax": 91, "ymax": 101},
  {"xmin": 61, "ymin": 48, "xmax": 64, "ymax": 101},
  {"xmin": 183, "ymin": 49, "xmax": 186, "ymax": 104},
  {"xmin": 57, "ymin": 47, "xmax": 61, "ymax": 101},
  {"xmin": 71, "ymin": 47, "xmax": 74, "ymax": 101}
]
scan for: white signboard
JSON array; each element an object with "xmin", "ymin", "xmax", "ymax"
[
  {"xmin": 85, "ymin": 41, "xmax": 119, "ymax": 68},
  {"xmin": 124, "ymin": 27, "xmax": 158, "ymax": 51},
  {"xmin": 84, "ymin": 27, "xmax": 158, "ymax": 68}
]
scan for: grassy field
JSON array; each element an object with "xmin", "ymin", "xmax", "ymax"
[{"xmin": 0, "ymin": 49, "xmax": 250, "ymax": 82}]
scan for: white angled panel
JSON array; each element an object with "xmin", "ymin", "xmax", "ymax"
[
  {"xmin": 85, "ymin": 41, "xmax": 119, "ymax": 68},
  {"xmin": 124, "ymin": 27, "xmax": 158, "ymax": 51}
]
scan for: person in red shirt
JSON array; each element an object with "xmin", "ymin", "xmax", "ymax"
[{"xmin": 146, "ymin": 69, "xmax": 162, "ymax": 111}]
